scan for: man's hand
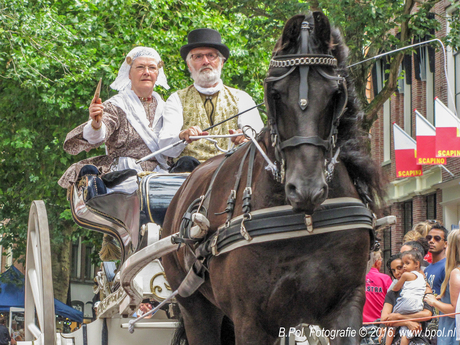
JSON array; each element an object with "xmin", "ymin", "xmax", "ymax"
[
  {"xmin": 179, "ymin": 126, "xmax": 209, "ymax": 143},
  {"xmin": 405, "ymin": 321, "xmax": 422, "ymax": 332},
  {"xmin": 229, "ymin": 129, "xmax": 248, "ymax": 145},
  {"xmin": 424, "ymin": 293, "xmax": 440, "ymax": 307},
  {"xmin": 89, "ymin": 94, "xmax": 104, "ymax": 130}
]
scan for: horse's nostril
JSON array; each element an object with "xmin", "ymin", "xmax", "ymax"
[{"xmin": 286, "ymin": 183, "xmax": 297, "ymax": 197}]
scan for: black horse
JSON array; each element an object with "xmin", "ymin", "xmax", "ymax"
[{"xmin": 162, "ymin": 12, "xmax": 383, "ymax": 345}]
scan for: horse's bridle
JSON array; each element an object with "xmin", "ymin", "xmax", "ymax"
[{"xmin": 264, "ymin": 20, "xmax": 348, "ymax": 183}]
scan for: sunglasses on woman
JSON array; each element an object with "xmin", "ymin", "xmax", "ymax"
[{"xmin": 426, "ymin": 235, "xmax": 444, "ymax": 242}]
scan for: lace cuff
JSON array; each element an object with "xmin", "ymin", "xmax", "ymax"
[{"xmin": 83, "ymin": 120, "xmax": 107, "ymax": 144}]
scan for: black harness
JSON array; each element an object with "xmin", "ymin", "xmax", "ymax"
[{"xmin": 265, "ymin": 20, "xmax": 348, "ymax": 183}]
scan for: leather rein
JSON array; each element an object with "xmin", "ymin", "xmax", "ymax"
[{"xmin": 265, "ymin": 20, "xmax": 349, "ymax": 183}]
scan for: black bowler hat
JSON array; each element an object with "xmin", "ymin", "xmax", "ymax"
[{"xmin": 180, "ymin": 28, "xmax": 230, "ymax": 62}]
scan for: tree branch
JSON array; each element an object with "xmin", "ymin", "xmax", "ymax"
[{"xmin": 363, "ymin": 0, "xmax": 416, "ymax": 130}]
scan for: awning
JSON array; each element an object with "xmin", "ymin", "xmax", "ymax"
[{"xmin": 0, "ymin": 266, "xmax": 83, "ymax": 323}]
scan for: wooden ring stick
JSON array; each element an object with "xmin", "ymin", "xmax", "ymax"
[{"xmin": 94, "ymin": 78, "xmax": 102, "ymax": 121}]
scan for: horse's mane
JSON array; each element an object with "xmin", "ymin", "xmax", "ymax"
[
  {"xmin": 271, "ymin": 13, "xmax": 385, "ymax": 213},
  {"xmin": 331, "ymin": 26, "xmax": 386, "ymax": 214}
]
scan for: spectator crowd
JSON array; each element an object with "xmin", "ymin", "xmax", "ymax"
[{"xmin": 363, "ymin": 220, "xmax": 460, "ymax": 345}]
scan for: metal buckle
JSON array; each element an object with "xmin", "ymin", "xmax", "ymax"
[
  {"xmin": 304, "ymin": 215, "xmax": 313, "ymax": 233},
  {"xmin": 280, "ymin": 159, "xmax": 286, "ymax": 184},
  {"xmin": 211, "ymin": 232, "xmax": 220, "ymax": 256},
  {"xmin": 240, "ymin": 214, "xmax": 253, "ymax": 241},
  {"xmin": 244, "ymin": 186, "xmax": 252, "ymax": 196}
]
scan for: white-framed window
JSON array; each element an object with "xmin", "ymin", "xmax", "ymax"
[
  {"xmin": 398, "ymin": 64, "xmax": 405, "ymax": 93},
  {"xmin": 418, "ymin": 46, "xmax": 428, "ymax": 81},
  {"xmin": 70, "ymin": 238, "xmax": 95, "ymax": 282},
  {"xmin": 70, "ymin": 240, "xmax": 80, "ymax": 279},
  {"xmin": 424, "ymin": 46, "xmax": 435, "ymax": 123},
  {"xmin": 401, "ymin": 55, "xmax": 413, "ymax": 135},
  {"xmin": 376, "ymin": 59, "xmax": 392, "ymax": 162}
]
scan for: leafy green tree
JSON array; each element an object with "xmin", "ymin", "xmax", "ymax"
[{"xmin": 0, "ymin": 0, "xmax": 272, "ymax": 301}]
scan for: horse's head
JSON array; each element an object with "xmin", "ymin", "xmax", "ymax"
[{"xmin": 265, "ymin": 12, "xmax": 348, "ymax": 214}]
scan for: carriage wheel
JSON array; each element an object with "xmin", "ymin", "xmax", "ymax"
[{"xmin": 24, "ymin": 200, "xmax": 57, "ymax": 345}]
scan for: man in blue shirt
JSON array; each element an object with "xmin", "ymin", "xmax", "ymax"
[{"xmin": 424, "ymin": 224, "xmax": 448, "ymax": 295}]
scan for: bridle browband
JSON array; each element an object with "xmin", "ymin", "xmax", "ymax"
[{"xmin": 264, "ymin": 20, "xmax": 348, "ymax": 183}]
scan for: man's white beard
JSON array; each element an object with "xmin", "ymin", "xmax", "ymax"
[{"xmin": 190, "ymin": 64, "xmax": 222, "ymax": 88}]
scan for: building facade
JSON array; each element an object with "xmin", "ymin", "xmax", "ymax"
[{"xmin": 370, "ymin": 0, "xmax": 460, "ymax": 259}]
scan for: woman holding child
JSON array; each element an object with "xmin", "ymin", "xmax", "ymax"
[
  {"xmin": 425, "ymin": 229, "xmax": 460, "ymax": 345},
  {"xmin": 380, "ymin": 253, "xmax": 433, "ymax": 345}
]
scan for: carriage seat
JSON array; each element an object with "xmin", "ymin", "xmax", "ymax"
[{"xmin": 139, "ymin": 173, "xmax": 189, "ymax": 227}]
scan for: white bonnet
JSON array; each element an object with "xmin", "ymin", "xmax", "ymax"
[{"xmin": 110, "ymin": 47, "xmax": 170, "ymax": 91}]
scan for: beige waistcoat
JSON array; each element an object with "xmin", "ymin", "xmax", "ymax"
[{"xmin": 178, "ymin": 85, "xmax": 239, "ymax": 161}]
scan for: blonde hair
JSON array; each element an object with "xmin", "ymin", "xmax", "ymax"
[
  {"xmin": 403, "ymin": 230, "xmax": 423, "ymax": 243},
  {"xmin": 413, "ymin": 222, "xmax": 433, "ymax": 238},
  {"xmin": 440, "ymin": 229, "xmax": 460, "ymax": 297}
]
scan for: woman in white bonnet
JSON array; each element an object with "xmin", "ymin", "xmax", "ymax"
[{"xmin": 58, "ymin": 47, "xmax": 170, "ymax": 193}]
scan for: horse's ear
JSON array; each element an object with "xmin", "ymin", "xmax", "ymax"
[
  {"xmin": 313, "ymin": 11, "xmax": 331, "ymax": 51},
  {"xmin": 278, "ymin": 14, "xmax": 306, "ymax": 53}
]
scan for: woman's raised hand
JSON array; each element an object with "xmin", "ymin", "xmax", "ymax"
[{"xmin": 89, "ymin": 94, "xmax": 104, "ymax": 129}]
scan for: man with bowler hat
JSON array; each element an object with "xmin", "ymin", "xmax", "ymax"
[{"xmin": 159, "ymin": 28, "xmax": 263, "ymax": 168}]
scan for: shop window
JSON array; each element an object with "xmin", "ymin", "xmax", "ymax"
[{"xmin": 426, "ymin": 194, "xmax": 437, "ymax": 220}]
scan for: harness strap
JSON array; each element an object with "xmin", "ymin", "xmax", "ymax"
[
  {"xmin": 242, "ymin": 144, "xmax": 256, "ymax": 215},
  {"xmin": 299, "ymin": 65, "xmax": 309, "ymax": 109},
  {"xmin": 215, "ymin": 143, "xmax": 252, "ymax": 224},
  {"xmin": 265, "ymin": 66, "xmax": 297, "ymax": 83},
  {"xmin": 298, "ymin": 21, "xmax": 311, "ymax": 110},
  {"xmin": 279, "ymin": 136, "xmax": 330, "ymax": 151},
  {"xmin": 195, "ymin": 198, "xmax": 374, "ymax": 258},
  {"xmin": 199, "ymin": 150, "xmax": 235, "ymax": 214}
]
